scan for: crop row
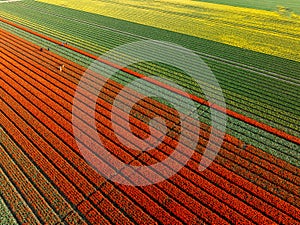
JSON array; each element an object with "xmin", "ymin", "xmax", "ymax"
[
  {"xmin": 5, "ymin": 0, "xmax": 300, "ymax": 80},
  {"xmin": 129, "ymin": 60, "xmax": 300, "ymax": 133},
  {"xmin": 1, "ymin": 16, "xmax": 298, "ymax": 149},
  {"xmin": 34, "ymin": 0, "xmax": 300, "ymax": 62},
  {"xmin": 1, "ymin": 22, "xmax": 295, "ymax": 162},
  {"xmin": 0, "ymin": 127, "xmax": 82, "ymax": 221},
  {"xmin": 8, "ymin": 0, "xmax": 300, "ymax": 160},
  {"xmin": 0, "ymin": 5, "xmax": 299, "ymax": 104},
  {"xmin": 1, "ymin": 29, "xmax": 298, "ymax": 223},
  {"xmin": 2, "ymin": 25, "xmax": 300, "ymax": 172},
  {"xmin": 0, "ymin": 57, "xmax": 213, "ymax": 224},
  {"xmin": 0, "ymin": 8, "xmax": 299, "ymax": 139},
  {"xmin": 0, "ymin": 164, "xmax": 41, "ymax": 225},
  {"xmin": 4, "ymin": 7, "xmax": 299, "ymax": 102},
  {"xmin": 7, "ymin": 0, "xmax": 300, "ymax": 82},
  {"xmin": 1, "ymin": 16, "xmax": 299, "ymax": 166},
  {"xmin": 0, "ymin": 138, "xmax": 63, "ymax": 223},
  {"xmin": 0, "ymin": 74, "xmax": 148, "ymax": 224},
  {"xmin": 0, "ymin": 35, "xmax": 195, "ymax": 224},
  {"xmin": 0, "ymin": 26, "xmax": 298, "ymax": 163}
]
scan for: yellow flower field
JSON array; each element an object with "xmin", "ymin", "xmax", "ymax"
[{"xmin": 37, "ymin": 0, "xmax": 300, "ymax": 62}]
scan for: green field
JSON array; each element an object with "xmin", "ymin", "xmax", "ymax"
[
  {"xmin": 36, "ymin": 0, "xmax": 300, "ymax": 62},
  {"xmin": 0, "ymin": 0, "xmax": 299, "ymax": 165},
  {"xmin": 196, "ymin": 0, "xmax": 300, "ymax": 14}
]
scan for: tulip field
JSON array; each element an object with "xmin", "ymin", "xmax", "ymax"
[
  {"xmin": 36, "ymin": 0, "xmax": 300, "ymax": 62},
  {"xmin": 0, "ymin": 0, "xmax": 299, "ymax": 224}
]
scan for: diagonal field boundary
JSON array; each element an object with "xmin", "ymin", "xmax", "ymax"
[{"xmin": 0, "ymin": 17, "xmax": 299, "ymax": 146}]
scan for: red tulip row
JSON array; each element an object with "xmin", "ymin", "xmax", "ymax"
[
  {"xmin": 1, "ymin": 28, "xmax": 299, "ymax": 224},
  {"xmin": 0, "ymin": 146, "xmax": 41, "ymax": 225},
  {"xmin": 1, "ymin": 28, "xmax": 297, "ymax": 195},
  {"xmin": 0, "ymin": 30, "xmax": 220, "ymax": 225},
  {"xmin": 0, "ymin": 127, "xmax": 86, "ymax": 224},
  {"xmin": 1, "ymin": 17, "xmax": 299, "ymax": 146},
  {"xmin": 0, "ymin": 32, "xmax": 177, "ymax": 224},
  {"xmin": 1, "ymin": 27, "xmax": 299, "ymax": 180},
  {"xmin": 0, "ymin": 68, "xmax": 146, "ymax": 224},
  {"xmin": 0, "ymin": 28, "xmax": 296, "ymax": 174},
  {"xmin": 2, "ymin": 29, "xmax": 300, "ymax": 225},
  {"xmin": 0, "ymin": 130, "xmax": 63, "ymax": 223},
  {"xmin": 3, "ymin": 57, "xmax": 197, "ymax": 221}
]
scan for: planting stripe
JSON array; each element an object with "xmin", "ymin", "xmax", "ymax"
[
  {"xmin": 1, "ymin": 26, "xmax": 298, "ymax": 195},
  {"xmin": 0, "ymin": 16, "xmax": 299, "ymax": 146},
  {"xmin": 1, "ymin": 29, "xmax": 300, "ymax": 224},
  {"xmin": 0, "ymin": 44, "xmax": 223, "ymax": 225},
  {"xmin": 5, "ymin": 30, "xmax": 300, "ymax": 183},
  {"xmin": 0, "ymin": 155, "xmax": 41, "ymax": 225}
]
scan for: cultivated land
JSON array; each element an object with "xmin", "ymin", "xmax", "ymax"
[
  {"xmin": 195, "ymin": 0, "xmax": 300, "ymax": 14},
  {"xmin": 0, "ymin": 0, "xmax": 299, "ymax": 165},
  {"xmin": 1, "ymin": 27, "xmax": 300, "ymax": 225},
  {"xmin": 37, "ymin": 0, "xmax": 300, "ymax": 62},
  {"xmin": 0, "ymin": 0, "xmax": 300, "ymax": 224}
]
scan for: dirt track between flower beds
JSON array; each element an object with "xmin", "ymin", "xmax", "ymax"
[{"xmin": 1, "ymin": 28, "xmax": 300, "ymax": 224}]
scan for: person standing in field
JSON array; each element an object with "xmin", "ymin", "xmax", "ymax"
[{"xmin": 59, "ymin": 64, "xmax": 64, "ymax": 72}]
